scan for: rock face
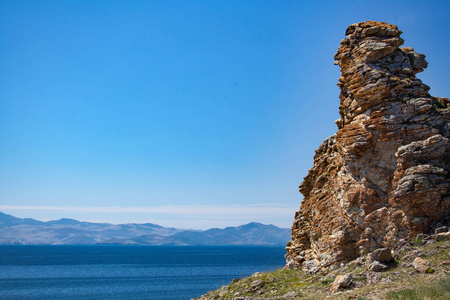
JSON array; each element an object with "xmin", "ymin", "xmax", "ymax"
[{"xmin": 286, "ymin": 21, "xmax": 450, "ymax": 272}]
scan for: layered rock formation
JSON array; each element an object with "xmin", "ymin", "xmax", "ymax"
[{"xmin": 286, "ymin": 21, "xmax": 450, "ymax": 273}]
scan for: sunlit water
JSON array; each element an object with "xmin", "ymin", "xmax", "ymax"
[{"xmin": 0, "ymin": 245, "xmax": 286, "ymax": 299}]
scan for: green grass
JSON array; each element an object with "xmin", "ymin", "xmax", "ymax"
[
  {"xmin": 386, "ymin": 277, "xmax": 450, "ymax": 300},
  {"xmin": 410, "ymin": 235, "xmax": 424, "ymax": 246},
  {"xmin": 197, "ymin": 240, "xmax": 450, "ymax": 300},
  {"xmin": 320, "ymin": 277, "xmax": 332, "ymax": 286},
  {"xmin": 432, "ymin": 99, "xmax": 447, "ymax": 112}
]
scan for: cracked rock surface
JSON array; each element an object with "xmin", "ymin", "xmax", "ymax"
[{"xmin": 286, "ymin": 21, "xmax": 450, "ymax": 272}]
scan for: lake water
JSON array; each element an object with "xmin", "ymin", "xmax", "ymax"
[{"xmin": 0, "ymin": 245, "xmax": 286, "ymax": 299}]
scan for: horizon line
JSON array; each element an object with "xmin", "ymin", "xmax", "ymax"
[
  {"xmin": 0, "ymin": 209, "xmax": 292, "ymax": 230},
  {"xmin": 0, "ymin": 204, "xmax": 297, "ymax": 229}
]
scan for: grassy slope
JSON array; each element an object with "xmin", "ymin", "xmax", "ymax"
[{"xmin": 196, "ymin": 239, "xmax": 450, "ymax": 300}]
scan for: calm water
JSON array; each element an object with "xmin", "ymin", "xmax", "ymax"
[{"xmin": 0, "ymin": 245, "xmax": 286, "ymax": 299}]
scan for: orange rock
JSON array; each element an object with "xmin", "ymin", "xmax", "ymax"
[
  {"xmin": 285, "ymin": 21, "xmax": 450, "ymax": 272},
  {"xmin": 412, "ymin": 257, "xmax": 432, "ymax": 274}
]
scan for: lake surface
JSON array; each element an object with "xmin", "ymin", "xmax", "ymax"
[{"xmin": 0, "ymin": 245, "xmax": 286, "ymax": 299}]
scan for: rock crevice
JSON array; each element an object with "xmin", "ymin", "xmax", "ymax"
[{"xmin": 286, "ymin": 21, "xmax": 450, "ymax": 273}]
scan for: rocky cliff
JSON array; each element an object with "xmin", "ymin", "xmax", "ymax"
[{"xmin": 286, "ymin": 21, "xmax": 450, "ymax": 273}]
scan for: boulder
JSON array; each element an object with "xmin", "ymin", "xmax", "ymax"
[
  {"xmin": 412, "ymin": 257, "xmax": 433, "ymax": 274},
  {"xmin": 249, "ymin": 280, "xmax": 265, "ymax": 291},
  {"xmin": 330, "ymin": 273, "xmax": 353, "ymax": 293},
  {"xmin": 368, "ymin": 260, "xmax": 389, "ymax": 272},
  {"xmin": 369, "ymin": 248, "xmax": 393, "ymax": 263}
]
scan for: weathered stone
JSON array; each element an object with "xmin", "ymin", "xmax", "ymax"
[
  {"xmin": 435, "ymin": 232, "xmax": 450, "ymax": 241},
  {"xmin": 412, "ymin": 257, "xmax": 433, "ymax": 274},
  {"xmin": 218, "ymin": 286, "xmax": 229, "ymax": 297},
  {"xmin": 369, "ymin": 248, "xmax": 393, "ymax": 263},
  {"xmin": 400, "ymin": 262, "xmax": 412, "ymax": 268},
  {"xmin": 380, "ymin": 276, "xmax": 393, "ymax": 284},
  {"xmin": 283, "ymin": 291, "xmax": 298, "ymax": 298},
  {"xmin": 368, "ymin": 260, "xmax": 389, "ymax": 272},
  {"xmin": 249, "ymin": 280, "xmax": 265, "ymax": 291},
  {"xmin": 329, "ymin": 273, "xmax": 353, "ymax": 293},
  {"xmin": 366, "ymin": 271, "xmax": 381, "ymax": 285},
  {"xmin": 286, "ymin": 20, "xmax": 450, "ymax": 272},
  {"xmin": 435, "ymin": 226, "xmax": 449, "ymax": 235},
  {"xmin": 302, "ymin": 259, "xmax": 320, "ymax": 274},
  {"xmin": 426, "ymin": 239, "xmax": 436, "ymax": 245},
  {"xmin": 402, "ymin": 250, "xmax": 420, "ymax": 262}
]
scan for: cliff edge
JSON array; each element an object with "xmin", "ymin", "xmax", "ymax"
[{"xmin": 286, "ymin": 21, "xmax": 450, "ymax": 273}]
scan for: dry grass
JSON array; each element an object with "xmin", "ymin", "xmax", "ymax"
[
  {"xmin": 386, "ymin": 277, "xmax": 450, "ymax": 300},
  {"xmin": 195, "ymin": 240, "xmax": 450, "ymax": 300}
]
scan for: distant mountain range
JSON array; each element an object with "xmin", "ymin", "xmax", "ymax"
[{"xmin": 0, "ymin": 212, "xmax": 290, "ymax": 246}]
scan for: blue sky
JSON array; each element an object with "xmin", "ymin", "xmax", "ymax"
[{"xmin": 1, "ymin": 0, "xmax": 449, "ymax": 229}]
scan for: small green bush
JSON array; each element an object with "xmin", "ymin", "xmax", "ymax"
[{"xmin": 320, "ymin": 277, "xmax": 332, "ymax": 286}]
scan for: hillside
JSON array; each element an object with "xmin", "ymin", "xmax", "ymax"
[
  {"xmin": 196, "ymin": 232, "xmax": 450, "ymax": 299},
  {"xmin": 0, "ymin": 212, "xmax": 290, "ymax": 246}
]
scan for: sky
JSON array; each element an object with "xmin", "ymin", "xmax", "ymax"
[{"xmin": 1, "ymin": 0, "xmax": 449, "ymax": 229}]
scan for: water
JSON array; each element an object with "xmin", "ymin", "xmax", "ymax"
[{"xmin": 0, "ymin": 245, "xmax": 286, "ymax": 299}]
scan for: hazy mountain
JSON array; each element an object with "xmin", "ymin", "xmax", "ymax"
[{"xmin": 0, "ymin": 212, "xmax": 290, "ymax": 246}]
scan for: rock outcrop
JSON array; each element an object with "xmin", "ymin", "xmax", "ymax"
[{"xmin": 286, "ymin": 21, "xmax": 450, "ymax": 273}]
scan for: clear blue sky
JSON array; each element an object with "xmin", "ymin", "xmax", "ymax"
[{"xmin": 1, "ymin": 0, "xmax": 449, "ymax": 229}]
